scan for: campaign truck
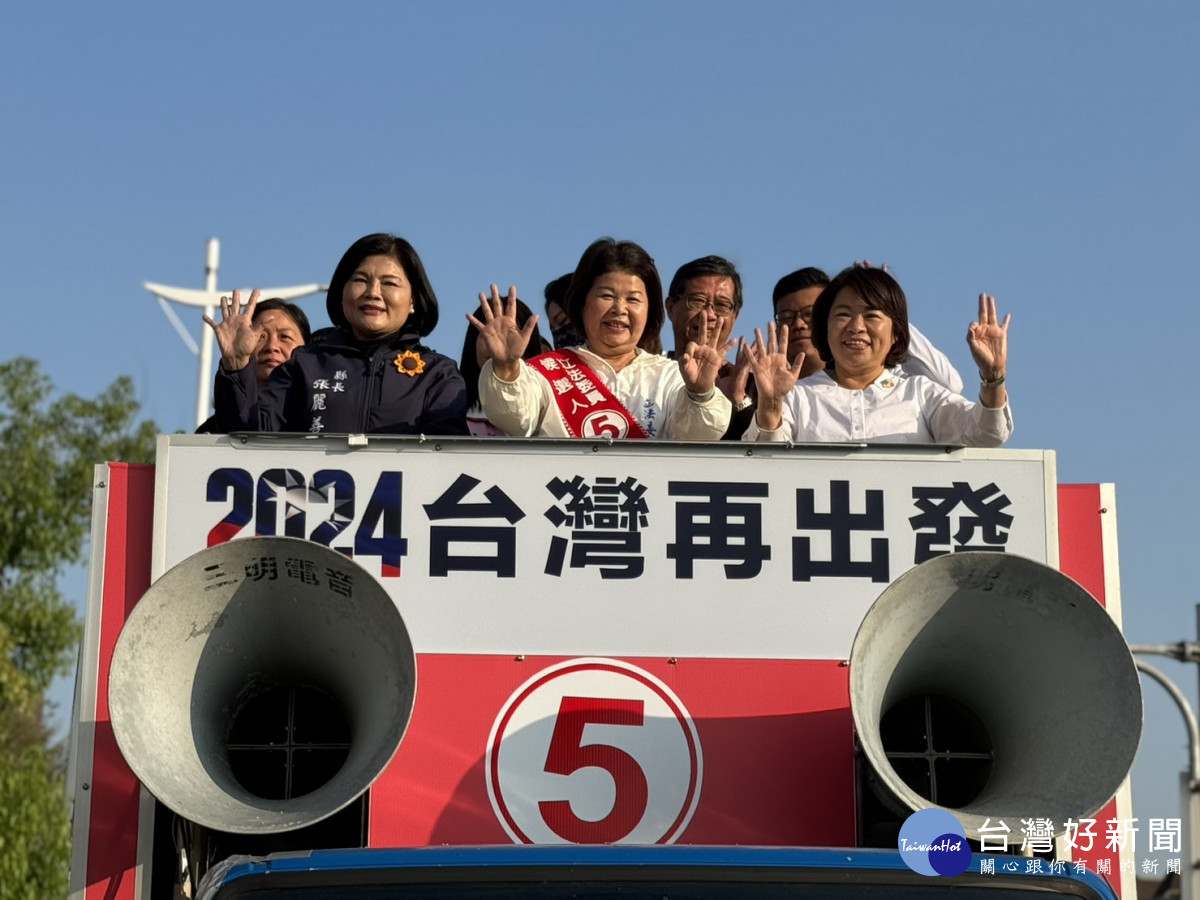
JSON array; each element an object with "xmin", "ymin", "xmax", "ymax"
[{"xmin": 67, "ymin": 434, "xmax": 1142, "ymax": 899}]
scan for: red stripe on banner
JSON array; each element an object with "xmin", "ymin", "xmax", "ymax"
[
  {"xmin": 1057, "ymin": 484, "xmax": 1106, "ymax": 606},
  {"xmin": 368, "ymin": 655, "xmax": 854, "ymax": 848},
  {"xmin": 87, "ymin": 463, "xmax": 155, "ymax": 900},
  {"xmin": 1057, "ymin": 484, "xmax": 1122, "ymax": 897},
  {"xmin": 206, "ymin": 520, "xmax": 243, "ymax": 547}
]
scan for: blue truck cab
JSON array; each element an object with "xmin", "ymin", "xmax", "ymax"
[{"xmin": 198, "ymin": 846, "xmax": 1120, "ymax": 899}]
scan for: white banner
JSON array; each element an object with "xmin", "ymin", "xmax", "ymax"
[{"xmin": 155, "ymin": 435, "xmax": 1056, "ymax": 659}]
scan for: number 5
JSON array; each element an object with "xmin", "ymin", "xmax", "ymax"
[{"xmin": 538, "ymin": 696, "xmax": 648, "ymax": 843}]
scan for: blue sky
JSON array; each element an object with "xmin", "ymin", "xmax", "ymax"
[{"xmin": 3, "ymin": 0, "xmax": 1198, "ymax": 865}]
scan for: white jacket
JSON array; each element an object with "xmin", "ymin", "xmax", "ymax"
[
  {"xmin": 895, "ymin": 324, "xmax": 963, "ymax": 393},
  {"xmin": 480, "ymin": 346, "xmax": 731, "ymax": 440}
]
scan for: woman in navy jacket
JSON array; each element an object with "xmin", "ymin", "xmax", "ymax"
[{"xmin": 209, "ymin": 234, "xmax": 468, "ymax": 435}]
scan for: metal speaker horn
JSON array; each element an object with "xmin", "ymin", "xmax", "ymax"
[
  {"xmin": 850, "ymin": 552, "xmax": 1141, "ymax": 840},
  {"xmin": 109, "ymin": 537, "xmax": 416, "ymax": 834}
]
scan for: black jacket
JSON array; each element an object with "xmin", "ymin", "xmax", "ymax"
[{"xmin": 214, "ymin": 327, "xmax": 468, "ymax": 434}]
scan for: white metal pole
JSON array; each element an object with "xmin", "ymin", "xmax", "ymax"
[
  {"xmin": 1133, "ymin": 657, "xmax": 1200, "ymax": 900},
  {"xmin": 146, "ymin": 242, "xmax": 325, "ymax": 431},
  {"xmin": 196, "ymin": 239, "xmax": 220, "ymax": 428},
  {"xmin": 1181, "ymin": 772, "xmax": 1200, "ymax": 900}
]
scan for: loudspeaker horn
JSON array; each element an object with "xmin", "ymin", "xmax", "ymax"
[
  {"xmin": 850, "ymin": 551, "xmax": 1141, "ymax": 840},
  {"xmin": 109, "ymin": 537, "xmax": 416, "ymax": 834}
]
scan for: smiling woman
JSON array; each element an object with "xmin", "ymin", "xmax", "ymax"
[
  {"xmin": 340, "ymin": 254, "xmax": 414, "ymax": 341},
  {"xmin": 195, "ymin": 298, "xmax": 312, "ymax": 434},
  {"xmin": 207, "ymin": 233, "xmax": 468, "ymax": 435},
  {"xmin": 252, "ymin": 303, "xmax": 310, "ymax": 386},
  {"xmin": 742, "ymin": 266, "xmax": 1012, "ymax": 446},
  {"xmin": 471, "ymin": 237, "xmax": 732, "ymax": 440}
]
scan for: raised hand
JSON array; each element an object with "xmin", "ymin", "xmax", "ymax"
[
  {"xmin": 203, "ymin": 289, "xmax": 262, "ymax": 371},
  {"xmin": 678, "ymin": 316, "xmax": 737, "ymax": 395},
  {"xmin": 967, "ymin": 293, "xmax": 1009, "ymax": 380},
  {"xmin": 744, "ymin": 322, "xmax": 805, "ymax": 431},
  {"xmin": 716, "ymin": 338, "xmax": 752, "ymax": 405},
  {"xmin": 967, "ymin": 293, "xmax": 1009, "ymax": 408},
  {"xmin": 744, "ymin": 323, "xmax": 805, "ymax": 402},
  {"xmin": 466, "ymin": 284, "xmax": 537, "ymax": 381},
  {"xmin": 853, "ymin": 259, "xmax": 889, "ymax": 272}
]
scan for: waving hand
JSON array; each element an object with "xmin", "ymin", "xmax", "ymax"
[
  {"xmin": 203, "ymin": 289, "xmax": 262, "ymax": 371},
  {"xmin": 466, "ymin": 284, "xmax": 538, "ymax": 382},
  {"xmin": 744, "ymin": 322, "xmax": 805, "ymax": 431},
  {"xmin": 678, "ymin": 316, "xmax": 736, "ymax": 394}
]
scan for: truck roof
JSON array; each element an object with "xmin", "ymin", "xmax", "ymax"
[{"xmin": 198, "ymin": 845, "xmax": 1119, "ymax": 900}]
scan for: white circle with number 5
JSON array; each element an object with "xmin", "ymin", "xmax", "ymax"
[{"xmin": 486, "ymin": 658, "xmax": 702, "ymax": 845}]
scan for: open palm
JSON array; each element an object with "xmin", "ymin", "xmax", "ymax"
[
  {"xmin": 466, "ymin": 285, "xmax": 538, "ymax": 374},
  {"xmin": 203, "ymin": 289, "xmax": 263, "ymax": 370},
  {"xmin": 744, "ymin": 323, "xmax": 804, "ymax": 404}
]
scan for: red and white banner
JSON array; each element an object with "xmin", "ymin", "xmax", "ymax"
[{"xmin": 69, "ymin": 436, "xmax": 1129, "ymax": 899}]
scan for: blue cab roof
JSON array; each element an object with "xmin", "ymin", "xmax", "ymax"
[{"xmin": 201, "ymin": 844, "xmax": 1119, "ymax": 900}]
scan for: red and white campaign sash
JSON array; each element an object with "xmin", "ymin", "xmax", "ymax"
[{"xmin": 527, "ymin": 349, "xmax": 649, "ymax": 439}]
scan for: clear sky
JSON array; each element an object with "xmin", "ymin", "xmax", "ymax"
[{"xmin": 4, "ymin": 0, "xmax": 1197, "ymax": 868}]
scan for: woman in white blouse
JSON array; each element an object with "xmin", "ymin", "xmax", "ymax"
[{"xmin": 742, "ymin": 266, "xmax": 1012, "ymax": 446}]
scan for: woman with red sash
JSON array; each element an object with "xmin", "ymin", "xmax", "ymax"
[{"xmin": 471, "ymin": 238, "xmax": 732, "ymax": 440}]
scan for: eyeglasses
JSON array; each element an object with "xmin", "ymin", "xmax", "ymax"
[
  {"xmin": 774, "ymin": 309, "xmax": 814, "ymax": 327},
  {"xmin": 681, "ymin": 295, "xmax": 737, "ymax": 316}
]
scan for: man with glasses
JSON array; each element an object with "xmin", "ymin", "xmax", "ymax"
[
  {"xmin": 772, "ymin": 265, "xmax": 963, "ymax": 391},
  {"xmin": 664, "ymin": 256, "xmax": 752, "ymax": 438},
  {"xmin": 665, "ymin": 256, "xmax": 742, "ymax": 355},
  {"xmin": 772, "ymin": 267, "xmax": 830, "ymax": 379}
]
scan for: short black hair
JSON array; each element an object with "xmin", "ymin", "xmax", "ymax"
[
  {"xmin": 812, "ymin": 267, "xmax": 910, "ymax": 369},
  {"xmin": 564, "ymin": 238, "xmax": 664, "ymax": 355},
  {"xmin": 772, "ymin": 267, "xmax": 830, "ymax": 308},
  {"xmin": 253, "ymin": 298, "xmax": 312, "ymax": 344},
  {"xmin": 325, "ymin": 233, "xmax": 440, "ymax": 337},
  {"xmin": 544, "ymin": 273, "xmax": 573, "ymax": 315},
  {"xmin": 667, "ymin": 256, "xmax": 743, "ymax": 313},
  {"xmin": 460, "ymin": 297, "xmax": 546, "ymax": 409}
]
